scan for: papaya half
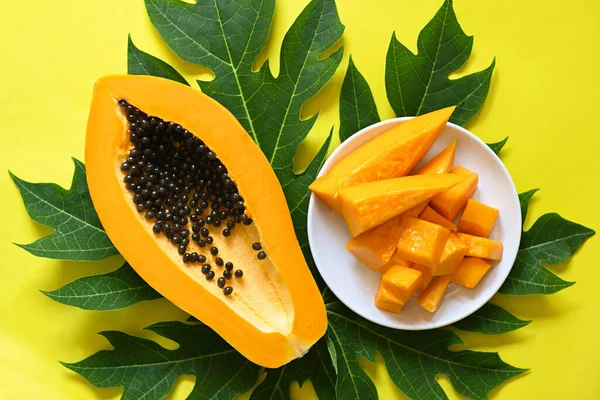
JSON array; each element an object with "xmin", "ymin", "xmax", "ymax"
[{"xmin": 85, "ymin": 75, "xmax": 326, "ymax": 368}]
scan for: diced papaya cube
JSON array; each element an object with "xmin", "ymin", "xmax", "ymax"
[
  {"xmin": 418, "ymin": 275, "xmax": 452, "ymax": 312},
  {"xmin": 419, "ymin": 205, "xmax": 457, "ymax": 231},
  {"xmin": 395, "ymin": 218, "xmax": 450, "ymax": 269},
  {"xmin": 429, "ymin": 166, "xmax": 478, "ymax": 221},
  {"xmin": 310, "ymin": 107, "xmax": 455, "ymax": 215},
  {"xmin": 381, "ymin": 265, "xmax": 423, "ymax": 302},
  {"xmin": 346, "ymin": 215, "xmax": 405, "ymax": 271},
  {"xmin": 374, "ymin": 285, "xmax": 404, "ymax": 313},
  {"xmin": 433, "ymin": 232, "xmax": 468, "ymax": 276},
  {"xmin": 457, "ymin": 233, "xmax": 503, "ymax": 260},
  {"xmin": 414, "ymin": 140, "xmax": 457, "ymax": 175},
  {"xmin": 457, "ymin": 199, "xmax": 499, "ymax": 238},
  {"xmin": 410, "ymin": 264, "xmax": 433, "ymax": 291},
  {"xmin": 347, "ymin": 202, "xmax": 428, "ymax": 271},
  {"xmin": 451, "ymin": 257, "xmax": 492, "ymax": 288},
  {"xmin": 379, "ymin": 249, "xmax": 413, "ymax": 274},
  {"xmin": 339, "ymin": 174, "xmax": 462, "ymax": 237}
]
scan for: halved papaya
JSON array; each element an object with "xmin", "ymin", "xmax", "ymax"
[{"xmin": 85, "ymin": 75, "xmax": 325, "ymax": 368}]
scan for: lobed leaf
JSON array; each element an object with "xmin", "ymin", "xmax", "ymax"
[
  {"xmin": 127, "ymin": 35, "xmax": 188, "ymax": 85},
  {"xmin": 43, "ymin": 263, "xmax": 161, "ymax": 311},
  {"xmin": 326, "ymin": 301, "xmax": 527, "ymax": 400},
  {"xmin": 62, "ymin": 321, "xmax": 259, "ymax": 400},
  {"xmin": 250, "ymin": 338, "xmax": 336, "ymax": 400},
  {"xmin": 339, "ymin": 57, "xmax": 380, "ymax": 142},
  {"xmin": 385, "ymin": 0, "xmax": 494, "ymax": 126},
  {"xmin": 11, "ymin": 158, "xmax": 118, "ymax": 261},
  {"xmin": 500, "ymin": 213, "xmax": 594, "ymax": 295},
  {"xmin": 453, "ymin": 303, "xmax": 531, "ymax": 334},
  {"xmin": 487, "ymin": 136, "xmax": 509, "ymax": 155}
]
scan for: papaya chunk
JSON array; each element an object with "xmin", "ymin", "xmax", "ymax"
[
  {"xmin": 451, "ymin": 257, "xmax": 493, "ymax": 288},
  {"xmin": 380, "ymin": 256, "xmax": 412, "ymax": 274},
  {"xmin": 409, "ymin": 264, "xmax": 434, "ymax": 291},
  {"xmin": 418, "ymin": 275, "xmax": 452, "ymax": 312},
  {"xmin": 434, "ymin": 232, "xmax": 468, "ymax": 276},
  {"xmin": 339, "ymin": 174, "xmax": 462, "ymax": 237},
  {"xmin": 374, "ymin": 285, "xmax": 404, "ymax": 313},
  {"xmin": 85, "ymin": 75, "xmax": 325, "ymax": 368},
  {"xmin": 419, "ymin": 205, "xmax": 457, "ymax": 231},
  {"xmin": 457, "ymin": 233, "xmax": 503, "ymax": 260},
  {"xmin": 395, "ymin": 218, "xmax": 451, "ymax": 269},
  {"xmin": 346, "ymin": 215, "xmax": 405, "ymax": 271},
  {"xmin": 457, "ymin": 199, "xmax": 499, "ymax": 238},
  {"xmin": 309, "ymin": 107, "xmax": 455, "ymax": 214},
  {"xmin": 346, "ymin": 202, "xmax": 427, "ymax": 270},
  {"xmin": 429, "ymin": 166, "xmax": 478, "ymax": 221},
  {"xmin": 381, "ymin": 265, "xmax": 423, "ymax": 302},
  {"xmin": 414, "ymin": 140, "xmax": 457, "ymax": 175}
]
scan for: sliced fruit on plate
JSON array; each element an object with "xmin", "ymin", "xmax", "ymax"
[
  {"xmin": 309, "ymin": 106, "xmax": 455, "ymax": 214},
  {"xmin": 374, "ymin": 285, "xmax": 404, "ymax": 313},
  {"xmin": 419, "ymin": 205, "xmax": 457, "ymax": 231},
  {"xmin": 380, "ymin": 265, "xmax": 423, "ymax": 302},
  {"xmin": 395, "ymin": 217, "xmax": 451, "ymax": 269},
  {"xmin": 433, "ymin": 232, "xmax": 468, "ymax": 276},
  {"xmin": 339, "ymin": 174, "xmax": 462, "ymax": 237},
  {"xmin": 413, "ymin": 140, "xmax": 457, "ymax": 175},
  {"xmin": 85, "ymin": 75, "xmax": 325, "ymax": 368},
  {"xmin": 457, "ymin": 199, "xmax": 499, "ymax": 238},
  {"xmin": 346, "ymin": 202, "xmax": 426, "ymax": 270},
  {"xmin": 451, "ymin": 257, "xmax": 493, "ymax": 288},
  {"xmin": 429, "ymin": 166, "xmax": 478, "ymax": 220},
  {"xmin": 457, "ymin": 233, "xmax": 504, "ymax": 260},
  {"xmin": 418, "ymin": 275, "xmax": 452, "ymax": 312}
]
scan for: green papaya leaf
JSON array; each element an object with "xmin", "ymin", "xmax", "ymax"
[
  {"xmin": 11, "ymin": 158, "xmax": 118, "ymax": 261},
  {"xmin": 42, "ymin": 263, "xmax": 161, "ymax": 311},
  {"xmin": 385, "ymin": 0, "xmax": 494, "ymax": 126},
  {"xmin": 453, "ymin": 303, "xmax": 531, "ymax": 334},
  {"xmin": 250, "ymin": 338, "xmax": 336, "ymax": 400},
  {"xmin": 326, "ymin": 300, "xmax": 527, "ymax": 400},
  {"xmin": 62, "ymin": 321, "xmax": 259, "ymax": 400},
  {"xmin": 339, "ymin": 56, "xmax": 380, "ymax": 142},
  {"xmin": 127, "ymin": 35, "xmax": 188, "ymax": 85},
  {"xmin": 501, "ymin": 212, "xmax": 594, "ymax": 295},
  {"xmin": 487, "ymin": 136, "xmax": 509, "ymax": 155}
]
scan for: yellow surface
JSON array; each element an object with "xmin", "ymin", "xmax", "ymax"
[{"xmin": 1, "ymin": 0, "xmax": 599, "ymax": 398}]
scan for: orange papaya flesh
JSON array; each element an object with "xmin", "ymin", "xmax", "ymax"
[
  {"xmin": 457, "ymin": 233, "xmax": 503, "ymax": 260},
  {"xmin": 457, "ymin": 199, "xmax": 499, "ymax": 238},
  {"xmin": 413, "ymin": 140, "xmax": 457, "ymax": 175},
  {"xmin": 395, "ymin": 217, "xmax": 451, "ymax": 269},
  {"xmin": 451, "ymin": 257, "xmax": 493, "ymax": 288},
  {"xmin": 433, "ymin": 232, "xmax": 468, "ymax": 276},
  {"xmin": 380, "ymin": 252, "xmax": 412, "ymax": 274},
  {"xmin": 346, "ymin": 202, "xmax": 426, "ymax": 270},
  {"xmin": 309, "ymin": 106, "xmax": 455, "ymax": 214},
  {"xmin": 374, "ymin": 285, "xmax": 404, "ymax": 313},
  {"xmin": 85, "ymin": 75, "xmax": 325, "ymax": 368},
  {"xmin": 418, "ymin": 275, "xmax": 452, "ymax": 312},
  {"xmin": 339, "ymin": 174, "xmax": 463, "ymax": 237},
  {"xmin": 409, "ymin": 264, "xmax": 434, "ymax": 291},
  {"xmin": 419, "ymin": 205, "xmax": 457, "ymax": 231},
  {"xmin": 429, "ymin": 166, "xmax": 478, "ymax": 221},
  {"xmin": 381, "ymin": 265, "xmax": 423, "ymax": 303}
]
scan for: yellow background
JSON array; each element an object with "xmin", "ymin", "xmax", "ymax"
[{"xmin": 1, "ymin": 0, "xmax": 599, "ymax": 398}]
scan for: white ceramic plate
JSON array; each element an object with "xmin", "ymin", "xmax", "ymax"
[{"xmin": 307, "ymin": 118, "xmax": 521, "ymax": 330}]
